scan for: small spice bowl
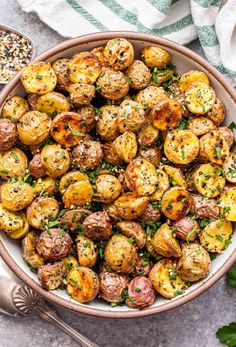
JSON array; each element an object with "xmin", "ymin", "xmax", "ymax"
[{"xmin": 0, "ymin": 24, "xmax": 35, "ymax": 85}]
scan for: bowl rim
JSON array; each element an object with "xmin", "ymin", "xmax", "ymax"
[{"xmin": 0, "ymin": 31, "xmax": 236, "ymax": 319}]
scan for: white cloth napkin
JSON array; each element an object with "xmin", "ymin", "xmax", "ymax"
[{"xmin": 17, "ymin": 0, "xmax": 236, "ymax": 85}]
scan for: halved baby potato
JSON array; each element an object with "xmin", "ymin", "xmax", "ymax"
[
  {"xmin": 179, "ymin": 70, "xmax": 209, "ymax": 93},
  {"xmin": 199, "ymin": 130, "xmax": 229, "ymax": 165},
  {"xmin": 164, "ymin": 165, "xmax": 187, "ymax": 189},
  {"xmin": 135, "ymin": 86, "xmax": 167, "ymax": 109},
  {"xmin": 0, "ymin": 203, "xmax": 24, "ymax": 233},
  {"xmin": 33, "ymin": 177, "xmax": 56, "ymax": 197},
  {"xmin": 149, "ymin": 98, "xmax": 182, "ymax": 131},
  {"xmin": 103, "ymin": 38, "xmax": 134, "ymax": 70},
  {"xmin": 164, "ymin": 130, "xmax": 199, "ymax": 164},
  {"xmin": 193, "ymin": 163, "xmax": 226, "ymax": 198},
  {"xmin": 77, "ymin": 235, "xmax": 98, "ymax": 268},
  {"xmin": 137, "ymin": 121, "xmax": 159, "ymax": 147},
  {"xmin": 62, "ymin": 181, "xmax": 94, "ymax": 208},
  {"xmin": 206, "ymin": 98, "xmax": 225, "ymax": 126},
  {"xmin": 52, "ymin": 58, "xmax": 71, "ymax": 91},
  {"xmin": 1, "ymin": 181, "xmax": 34, "ymax": 211},
  {"xmin": 218, "ymin": 187, "xmax": 236, "ymax": 221},
  {"xmin": 7, "ymin": 212, "xmax": 29, "ymax": 239},
  {"xmin": 223, "ymin": 153, "xmax": 236, "ymax": 183},
  {"xmin": 116, "ymin": 221, "xmax": 146, "ymax": 249},
  {"xmin": 40, "ymin": 144, "xmax": 71, "ymax": 178},
  {"xmin": 187, "ymin": 116, "xmax": 215, "ymax": 136},
  {"xmin": 95, "ymin": 174, "xmax": 122, "ymax": 203},
  {"xmin": 22, "ymin": 231, "xmax": 44, "ymax": 270},
  {"xmin": 114, "ymin": 192, "xmax": 149, "ymax": 220},
  {"xmin": 199, "ymin": 219, "xmax": 233, "ymax": 253},
  {"xmin": 59, "ymin": 171, "xmax": 89, "ymax": 194},
  {"xmin": 151, "ymin": 223, "xmax": 182, "ymax": 257},
  {"xmin": 68, "ymin": 52, "xmax": 101, "ymax": 84},
  {"xmin": 141, "ymin": 46, "xmax": 171, "ymax": 69},
  {"xmin": 149, "ymin": 169, "xmax": 170, "ymax": 201},
  {"xmin": 161, "ymin": 187, "xmax": 193, "ymax": 220},
  {"xmin": 21, "ymin": 61, "xmax": 57, "ymax": 94},
  {"xmin": 149, "ymin": 259, "xmax": 188, "ymax": 299},
  {"xmin": 96, "ymin": 105, "xmax": 120, "ymax": 141},
  {"xmin": 68, "ymin": 83, "xmax": 95, "ymax": 106},
  {"xmin": 1, "ymin": 96, "xmax": 30, "ymax": 122},
  {"xmin": 26, "ymin": 197, "xmax": 59, "ymax": 230},
  {"xmin": 113, "ymin": 131, "xmax": 138, "ymax": 163},
  {"xmin": 118, "ymin": 100, "xmax": 145, "ymax": 133},
  {"xmin": 185, "ymin": 82, "xmax": 216, "ymax": 115},
  {"xmin": 0, "ymin": 148, "xmax": 28, "ymax": 179},
  {"xmin": 91, "ymin": 46, "xmax": 108, "ymax": 67},
  {"xmin": 35, "ymin": 91, "xmax": 70, "ymax": 116},
  {"xmin": 62, "ymin": 255, "xmax": 79, "ymax": 272}
]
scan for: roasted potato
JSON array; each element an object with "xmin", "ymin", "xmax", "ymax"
[
  {"xmin": 164, "ymin": 130, "xmax": 199, "ymax": 164},
  {"xmin": 1, "ymin": 181, "xmax": 34, "ymax": 211},
  {"xmin": 149, "ymin": 169, "xmax": 170, "ymax": 201},
  {"xmin": 199, "ymin": 130, "xmax": 229, "ymax": 165},
  {"xmin": 82, "ymin": 211, "xmax": 112, "ymax": 240},
  {"xmin": 62, "ymin": 255, "xmax": 79, "ymax": 272},
  {"xmin": 185, "ymin": 82, "xmax": 216, "ymax": 115},
  {"xmin": 150, "ymin": 98, "xmax": 182, "ymax": 131},
  {"xmin": 99, "ymin": 271, "xmax": 129, "ymax": 303},
  {"xmin": 72, "ymin": 140, "xmax": 103, "ymax": 169},
  {"xmin": 151, "ymin": 223, "xmax": 182, "ymax": 257},
  {"xmin": 177, "ymin": 242, "xmax": 211, "ymax": 282},
  {"xmin": 138, "ymin": 147, "xmax": 161, "ymax": 167},
  {"xmin": 206, "ymin": 98, "xmax": 225, "ymax": 126},
  {"xmin": 38, "ymin": 262, "xmax": 67, "ymax": 290},
  {"xmin": 22, "ymin": 231, "xmax": 44, "ymax": 270},
  {"xmin": 66, "ymin": 267, "xmax": 99, "ymax": 303},
  {"xmin": 96, "ymin": 67, "xmax": 129, "ymax": 100},
  {"xmin": 0, "ymin": 119, "xmax": 17, "ymax": 151},
  {"xmin": 103, "ymin": 38, "xmax": 134, "ymax": 70},
  {"xmin": 35, "ymin": 91, "xmax": 70, "ymax": 116},
  {"xmin": 77, "ymin": 105, "xmax": 96, "ymax": 132},
  {"xmin": 113, "ymin": 131, "xmax": 137, "ymax": 163},
  {"xmin": 126, "ymin": 276, "xmax": 155, "ymax": 309},
  {"xmin": 141, "ymin": 46, "xmax": 171, "ymax": 69},
  {"xmin": 164, "ymin": 165, "xmax": 187, "ymax": 189},
  {"xmin": 0, "ymin": 148, "xmax": 28, "ymax": 179},
  {"xmin": 52, "ymin": 58, "xmax": 71, "ymax": 91},
  {"xmin": 76, "ymin": 235, "xmax": 97, "ymax": 268},
  {"xmin": 125, "ymin": 60, "xmax": 151, "ymax": 90},
  {"xmin": 218, "ymin": 186, "xmax": 236, "ymax": 221},
  {"xmin": 102, "ymin": 142, "xmax": 123, "ymax": 166},
  {"xmin": 40, "ymin": 144, "xmax": 70, "ymax": 178},
  {"xmin": 223, "ymin": 153, "xmax": 236, "ymax": 183},
  {"xmin": 137, "ymin": 203, "xmax": 161, "ymax": 223},
  {"xmin": 193, "ymin": 163, "xmax": 226, "ymax": 198},
  {"xmin": 68, "ymin": 83, "xmax": 95, "ymax": 106},
  {"xmin": 95, "ymin": 174, "xmax": 122, "ymax": 203},
  {"xmin": 6, "ymin": 212, "xmax": 30, "ymax": 239},
  {"xmin": 104, "ymin": 234, "xmax": 137, "ymax": 273},
  {"xmin": 33, "ymin": 177, "xmax": 56, "ymax": 197},
  {"xmin": 0, "ymin": 203, "xmax": 24, "ymax": 233},
  {"xmin": 187, "ymin": 116, "xmax": 215, "ymax": 136},
  {"xmin": 179, "ymin": 70, "xmax": 209, "ymax": 93},
  {"xmin": 50, "ymin": 112, "xmax": 87, "ymax": 148},
  {"xmin": 149, "ymin": 259, "xmax": 188, "ymax": 299},
  {"xmin": 191, "ymin": 194, "xmax": 219, "ymax": 219},
  {"xmin": 173, "ymin": 216, "xmax": 200, "ymax": 242},
  {"xmin": 133, "ymin": 255, "xmax": 152, "ymax": 277},
  {"xmin": 114, "ymin": 193, "xmax": 149, "ymax": 220},
  {"xmin": 137, "ymin": 121, "xmax": 159, "ymax": 147},
  {"xmin": 161, "ymin": 187, "xmax": 193, "ymax": 220},
  {"xmin": 59, "ymin": 171, "xmax": 89, "ymax": 194},
  {"xmin": 91, "ymin": 46, "xmax": 108, "ymax": 67},
  {"xmin": 29, "ymin": 154, "xmax": 46, "ymax": 178},
  {"xmin": 68, "ymin": 52, "xmax": 101, "ymax": 84},
  {"xmin": 17, "ymin": 111, "xmax": 52, "ymax": 145},
  {"xmin": 118, "ymin": 100, "xmax": 145, "ymax": 133},
  {"xmin": 62, "ymin": 181, "xmax": 94, "ymax": 208},
  {"xmin": 96, "ymin": 105, "xmax": 120, "ymax": 140},
  {"xmin": 116, "ymin": 221, "xmax": 146, "ymax": 249},
  {"xmin": 102, "ymin": 203, "xmax": 119, "ymax": 223},
  {"xmin": 21, "ymin": 61, "xmax": 57, "ymax": 94},
  {"xmin": 2, "ymin": 96, "xmax": 30, "ymax": 122},
  {"xmin": 26, "ymin": 197, "xmax": 59, "ymax": 230},
  {"xmin": 60, "ymin": 208, "xmax": 91, "ymax": 232},
  {"xmin": 135, "ymin": 85, "xmax": 167, "ymax": 109},
  {"xmin": 219, "ymin": 127, "xmax": 234, "ymax": 147}
]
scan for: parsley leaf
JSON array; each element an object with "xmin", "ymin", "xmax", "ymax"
[
  {"xmin": 176, "ymin": 118, "xmax": 189, "ymax": 130},
  {"xmin": 216, "ymin": 322, "xmax": 236, "ymax": 347},
  {"xmin": 226, "ymin": 264, "xmax": 236, "ymax": 289},
  {"xmin": 228, "ymin": 122, "xmax": 236, "ymax": 130}
]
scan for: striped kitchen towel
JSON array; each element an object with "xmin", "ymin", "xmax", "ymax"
[{"xmin": 17, "ymin": 0, "xmax": 236, "ymax": 85}]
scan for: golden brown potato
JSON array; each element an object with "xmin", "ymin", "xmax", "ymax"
[
  {"xmin": 141, "ymin": 46, "xmax": 171, "ymax": 69},
  {"xmin": 40, "ymin": 144, "xmax": 71, "ymax": 178},
  {"xmin": 164, "ymin": 165, "xmax": 187, "ymax": 189},
  {"xmin": 173, "ymin": 216, "xmax": 200, "ymax": 242},
  {"xmin": 50, "ymin": 112, "xmax": 87, "ymax": 148},
  {"xmin": 138, "ymin": 147, "xmax": 161, "ymax": 167},
  {"xmin": 17, "ymin": 111, "xmax": 52, "ymax": 145},
  {"xmin": 67, "ymin": 267, "xmax": 99, "ymax": 303},
  {"xmin": 1, "ymin": 96, "xmax": 30, "ymax": 122},
  {"xmin": 206, "ymin": 98, "xmax": 225, "ymax": 126},
  {"xmin": 7, "ymin": 212, "xmax": 29, "ymax": 239},
  {"xmin": 99, "ymin": 271, "xmax": 129, "ymax": 303},
  {"xmin": 161, "ymin": 187, "xmax": 193, "ymax": 220},
  {"xmin": 125, "ymin": 60, "xmax": 151, "ymax": 90},
  {"xmin": 114, "ymin": 192, "xmax": 149, "ymax": 220},
  {"xmin": 0, "ymin": 118, "xmax": 17, "ymax": 151},
  {"xmin": 102, "ymin": 142, "xmax": 123, "ymax": 166},
  {"xmin": 22, "ymin": 231, "xmax": 44, "ymax": 270},
  {"xmin": 187, "ymin": 116, "xmax": 216, "ymax": 136},
  {"xmin": 193, "ymin": 163, "xmax": 226, "ymax": 198},
  {"xmin": 82, "ymin": 211, "xmax": 112, "ymax": 240},
  {"xmin": 199, "ymin": 130, "xmax": 229, "ymax": 165},
  {"xmin": 116, "ymin": 221, "xmax": 146, "ymax": 249},
  {"xmin": 95, "ymin": 174, "xmax": 122, "ymax": 203},
  {"xmin": 118, "ymin": 100, "xmax": 145, "ymax": 133},
  {"xmin": 1, "ymin": 181, "xmax": 34, "ymax": 211},
  {"xmin": 137, "ymin": 121, "xmax": 159, "ymax": 147},
  {"xmin": 218, "ymin": 186, "xmax": 236, "ymax": 221},
  {"xmin": 179, "ymin": 70, "xmax": 209, "ymax": 93},
  {"xmin": 52, "ymin": 58, "xmax": 71, "ymax": 91},
  {"xmin": 223, "ymin": 153, "xmax": 236, "ymax": 183},
  {"xmin": 96, "ymin": 67, "xmax": 129, "ymax": 100},
  {"xmin": 177, "ymin": 242, "xmax": 211, "ymax": 282},
  {"xmin": 185, "ymin": 82, "xmax": 216, "ymax": 115},
  {"xmin": 151, "ymin": 223, "xmax": 182, "ymax": 257},
  {"xmin": 96, "ymin": 105, "xmax": 120, "ymax": 140},
  {"xmin": 68, "ymin": 52, "xmax": 101, "ymax": 84},
  {"xmin": 21, "ymin": 61, "xmax": 57, "ymax": 94},
  {"xmin": 35, "ymin": 91, "xmax": 70, "ymax": 116},
  {"xmin": 29, "ymin": 154, "xmax": 47, "ymax": 178},
  {"xmin": 62, "ymin": 255, "xmax": 79, "ymax": 272},
  {"xmin": 33, "ymin": 177, "xmax": 56, "ymax": 197},
  {"xmin": 113, "ymin": 131, "xmax": 137, "ymax": 163},
  {"xmin": 199, "ymin": 219, "xmax": 233, "ymax": 253},
  {"xmin": 59, "ymin": 171, "xmax": 89, "ymax": 194},
  {"xmin": 164, "ymin": 130, "xmax": 199, "ymax": 164},
  {"xmin": 76, "ymin": 235, "xmax": 97, "ymax": 268},
  {"xmin": 26, "ymin": 196, "xmax": 59, "ymax": 230},
  {"xmin": 219, "ymin": 127, "xmax": 234, "ymax": 148},
  {"xmin": 62, "ymin": 181, "xmax": 94, "ymax": 208},
  {"xmin": 68, "ymin": 83, "xmax": 95, "ymax": 106},
  {"xmin": 191, "ymin": 194, "xmax": 219, "ymax": 219},
  {"xmin": 105, "ymin": 234, "xmax": 137, "ymax": 273},
  {"xmin": 149, "ymin": 259, "xmax": 188, "ymax": 299},
  {"xmin": 102, "ymin": 203, "xmax": 119, "ymax": 223},
  {"xmin": 91, "ymin": 46, "xmax": 108, "ymax": 67},
  {"xmin": 0, "ymin": 148, "xmax": 28, "ymax": 179},
  {"xmin": 38, "ymin": 262, "xmax": 67, "ymax": 290},
  {"xmin": 77, "ymin": 105, "xmax": 96, "ymax": 132},
  {"xmin": 125, "ymin": 157, "xmax": 158, "ymax": 196},
  {"xmin": 135, "ymin": 85, "xmax": 167, "ymax": 109},
  {"xmin": 60, "ymin": 208, "xmax": 91, "ymax": 232},
  {"xmin": 150, "ymin": 98, "xmax": 182, "ymax": 131},
  {"xmin": 72, "ymin": 140, "xmax": 103, "ymax": 169},
  {"xmin": 0, "ymin": 203, "xmax": 24, "ymax": 233},
  {"xmin": 103, "ymin": 38, "xmax": 134, "ymax": 70},
  {"xmin": 149, "ymin": 169, "xmax": 170, "ymax": 201}
]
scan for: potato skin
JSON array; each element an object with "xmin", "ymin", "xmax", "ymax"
[
  {"xmin": 95, "ymin": 174, "xmax": 122, "ymax": 203},
  {"xmin": 60, "ymin": 208, "xmax": 91, "ymax": 232},
  {"xmin": 114, "ymin": 193, "xmax": 149, "ymax": 220},
  {"xmin": 59, "ymin": 171, "xmax": 89, "ymax": 194},
  {"xmin": 72, "ymin": 140, "xmax": 103, "ymax": 169},
  {"xmin": 91, "ymin": 46, "xmax": 108, "ymax": 67},
  {"xmin": 36, "ymin": 228, "xmax": 72, "ymax": 261},
  {"xmin": 137, "ymin": 121, "xmax": 159, "ymax": 147},
  {"xmin": 68, "ymin": 83, "xmax": 95, "ymax": 106},
  {"xmin": 35, "ymin": 91, "xmax": 70, "ymax": 116},
  {"xmin": 219, "ymin": 127, "xmax": 234, "ymax": 148},
  {"xmin": 38, "ymin": 262, "xmax": 67, "ymax": 290},
  {"xmin": 116, "ymin": 221, "xmax": 146, "ymax": 249},
  {"xmin": 40, "ymin": 144, "xmax": 71, "ymax": 178},
  {"xmin": 139, "ymin": 147, "xmax": 161, "ymax": 167},
  {"xmin": 2, "ymin": 96, "xmax": 30, "ymax": 122},
  {"xmin": 62, "ymin": 181, "xmax": 94, "ymax": 208},
  {"xmin": 104, "ymin": 235, "xmax": 137, "ymax": 273},
  {"xmin": 113, "ymin": 131, "xmax": 137, "ymax": 163},
  {"xmin": 22, "ymin": 231, "xmax": 44, "ymax": 270},
  {"xmin": 199, "ymin": 130, "xmax": 229, "ymax": 165},
  {"xmin": 97, "ymin": 67, "xmax": 129, "ymax": 100},
  {"xmin": 137, "ymin": 203, "xmax": 161, "ymax": 223},
  {"xmin": 173, "ymin": 216, "xmax": 200, "ymax": 242},
  {"xmin": 102, "ymin": 142, "xmax": 124, "ymax": 166},
  {"xmin": 0, "ymin": 148, "xmax": 28, "ymax": 180},
  {"xmin": 103, "ymin": 38, "xmax": 134, "ymax": 70},
  {"xmin": 33, "ymin": 177, "xmax": 56, "ymax": 197},
  {"xmin": 135, "ymin": 86, "xmax": 167, "ymax": 109},
  {"xmin": 26, "ymin": 197, "xmax": 59, "ymax": 230},
  {"xmin": 99, "ymin": 271, "xmax": 129, "ymax": 303},
  {"xmin": 77, "ymin": 235, "xmax": 97, "ymax": 268},
  {"xmin": 68, "ymin": 52, "xmax": 101, "ymax": 84},
  {"xmin": 149, "ymin": 169, "xmax": 170, "ymax": 201},
  {"xmin": 0, "ymin": 203, "xmax": 24, "ymax": 233},
  {"xmin": 133, "ymin": 255, "xmax": 152, "ymax": 277},
  {"xmin": 118, "ymin": 100, "xmax": 145, "ymax": 133},
  {"xmin": 151, "ymin": 223, "xmax": 182, "ymax": 258},
  {"xmin": 177, "ymin": 242, "xmax": 211, "ymax": 282},
  {"xmin": 206, "ymin": 98, "xmax": 225, "ymax": 126},
  {"xmin": 96, "ymin": 105, "xmax": 120, "ymax": 141},
  {"xmin": 161, "ymin": 187, "xmax": 193, "ymax": 221},
  {"xmin": 67, "ymin": 267, "xmax": 99, "ymax": 303},
  {"xmin": 191, "ymin": 194, "xmax": 219, "ymax": 219},
  {"xmin": 187, "ymin": 116, "xmax": 215, "ymax": 136},
  {"xmin": 1, "ymin": 181, "xmax": 34, "ymax": 211},
  {"xmin": 0, "ymin": 119, "xmax": 17, "ymax": 151},
  {"xmin": 125, "ymin": 60, "xmax": 151, "ymax": 90},
  {"xmin": 126, "ymin": 276, "xmax": 155, "ymax": 309},
  {"xmin": 82, "ymin": 211, "xmax": 112, "ymax": 240},
  {"xmin": 52, "ymin": 58, "xmax": 71, "ymax": 91},
  {"xmin": 141, "ymin": 46, "xmax": 171, "ymax": 69},
  {"xmin": 223, "ymin": 153, "xmax": 236, "ymax": 183},
  {"xmin": 77, "ymin": 105, "xmax": 96, "ymax": 132},
  {"xmin": 29, "ymin": 154, "xmax": 46, "ymax": 178},
  {"xmin": 150, "ymin": 98, "xmax": 182, "ymax": 131}
]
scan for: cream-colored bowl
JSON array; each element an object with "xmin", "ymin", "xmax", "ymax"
[{"xmin": 0, "ymin": 32, "xmax": 235, "ymax": 318}]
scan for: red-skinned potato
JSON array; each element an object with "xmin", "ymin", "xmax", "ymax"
[
  {"xmin": 82, "ymin": 211, "xmax": 112, "ymax": 240},
  {"xmin": 99, "ymin": 271, "xmax": 129, "ymax": 303},
  {"xmin": 173, "ymin": 216, "xmax": 200, "ymax": 242},
  {"xmin": 126, "ymin": 276, "xmax": 155, "ymax": 309},
  {"xmin": 72, "ymin": 140, "xmax": 103, "ymax": 169},
  {"xmin": 29, "ymin": 154, "xmax": 46, "ymax": 178},
  {"xmin": 191, "ymin": 194, "xmax": 220, "ymax": 219},
  {"xmin": 133, "ymin": 255, "xmax": 152, "ymax": 277},
  {"xmin": 0, "ymin": 119, "xmax": 17, "ymax": 151},
  {"xmin": 59, "ymin": 208, "xmax": 92, "ymax": 232},
  {"xmin": 38, "ymin": 262, "xmax": 67, "ymax": 290},
  {"xmin": 116, "ymin": 221, "xmax": 146, "ymax": 249}
]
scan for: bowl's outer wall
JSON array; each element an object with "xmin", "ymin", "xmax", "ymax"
[{"xmin": 0, "ymin": 32, "xmax": 236, "ymax": 318}]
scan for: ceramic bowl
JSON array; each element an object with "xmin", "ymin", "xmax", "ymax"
[{"xmin": 0, "ymin": 32, "xmax": 235, "ymax": 318}]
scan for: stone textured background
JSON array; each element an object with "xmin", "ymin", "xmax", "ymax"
[{"xmin": 0, "ymin": 1, "xmax": 235, "ymax": 346}]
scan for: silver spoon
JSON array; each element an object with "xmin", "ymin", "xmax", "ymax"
[{"xmin": 0, "ymin": 257, "xmax": 99, "ymax": 347}]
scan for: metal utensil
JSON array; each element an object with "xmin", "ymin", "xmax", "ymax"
[{"xmin": 0, "ymin": 257, "xmax": 99, "ymax": 347}]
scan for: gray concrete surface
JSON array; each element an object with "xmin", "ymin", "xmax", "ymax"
[{"xmin": 0, "ymin": 1, "xmax": 235, "ymax": 346}]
